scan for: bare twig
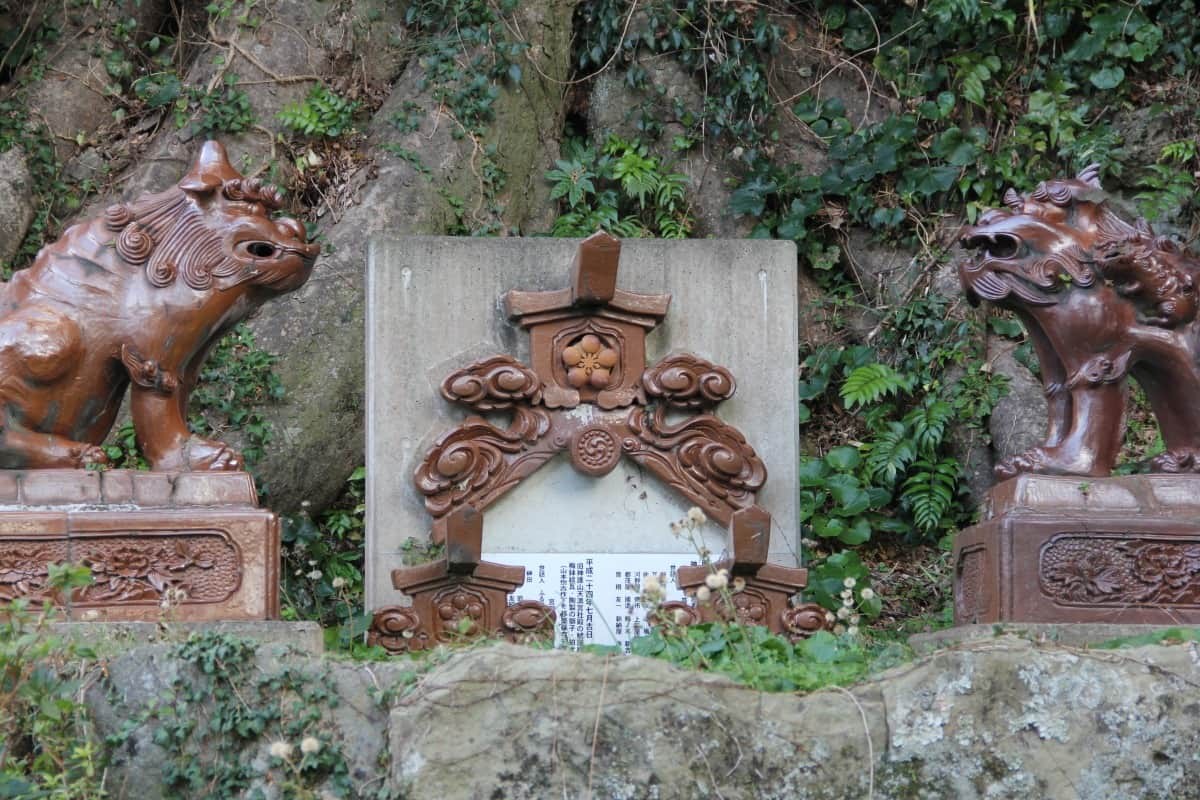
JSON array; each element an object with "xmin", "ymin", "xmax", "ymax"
[
  {"xmin": 0, "ymin": 0, "xmax": 44, "ymax": 77},
  {"xmin": 830, "ymin": 685, "xmax": 875, "ymax": 799},
  {"xmin": 207, "ymin": 23, "xmax": 323, "ymax": 85},
  {"xmin": 505, "ymin": 0, "xmax": 642, "ymax": 87},
  {"xmin": 584, "ymin": 654, "xmax": 612, "ymax": 800}
]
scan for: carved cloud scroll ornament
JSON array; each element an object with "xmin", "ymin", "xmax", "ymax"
[{"xmin": 371, "ymin": 232, "xmax": 828, "ymax": 651}]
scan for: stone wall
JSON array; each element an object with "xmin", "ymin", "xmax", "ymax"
[{"xmin": 91, "ymin": 634, "xmax": 1200, "ymax": 799}]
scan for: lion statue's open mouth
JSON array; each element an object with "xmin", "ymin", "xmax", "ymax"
[{"xmin": 956, "ymin": 164, "xmax": 1200, "ymax": 479}]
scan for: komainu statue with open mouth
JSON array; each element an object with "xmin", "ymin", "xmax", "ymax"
[{"xmin": 959, "ymin": 164, "xmax": 1200, "ymax": 478}]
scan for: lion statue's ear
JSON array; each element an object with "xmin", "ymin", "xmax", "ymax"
[
  {"xmin": 1076, "ymin": 163, "xmax": 1103, "ymax": 189},
  {"xmin": 179, "ymin": 141, "xmax": 240, "ymax": 195}
]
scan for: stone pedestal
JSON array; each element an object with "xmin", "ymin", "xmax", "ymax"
[
  {"xmin": 954, "ymin": 474, "xmax": 1200, "ymax": 624},
  {"xmin": 0, "ymin": 470, "xmax": 279, "ymax": 621}
]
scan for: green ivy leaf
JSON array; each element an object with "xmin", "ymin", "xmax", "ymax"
[
  {"xmin": 798, "ymin": 631, "xmax": 839, "ymax": 663},
  {"xmin": 961, "ymin": 70, "xmax": 986, "ymax": 106},
  {"xmin": 813, "ymin": 517, "xmax": 847, "ymax": 539},
  {"xmin": 829, "ymin": 480, "xmax": 870, "ymax": 516},
  {"xmin": 798, "ymin": 458, "xmax": 829, "ymax": 486},
  {"xmin": 839, "ymin": 517, "xmax": 872, "ymax": 545},
  {"xmin": 824, "ymin": 6, "xmax": 846, "ymax": 29},
  {"xmin": 987, "ymin": 316, "xmax": 1024, "ymax": 338},
  {"xmin": 824, "ymin": 446, "xmax": 861, "ymax": 472},
  {"xmin": 730, "ymin": 176, "xmax": 776, "ymax": 216},
  {"xmin": 1089, "ymin": 66, "xmax": 1125, "ymax": 89}
]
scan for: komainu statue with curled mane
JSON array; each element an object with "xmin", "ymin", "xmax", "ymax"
[
  {"xmin": 959, "ymin": 164, "xmax": 1200, "ymax": 478},
  {"xmin": 0, "ymin": 141, "xmax": 317, "ymax": 471}
]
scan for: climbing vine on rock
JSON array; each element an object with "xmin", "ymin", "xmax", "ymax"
[
  {"xmin": 140, "ymin": 633, "xmax": 360, "ymax": 799},
  {"xmin": 566, "ymin": 0, "xmax": 1199, "ymax": 628}
]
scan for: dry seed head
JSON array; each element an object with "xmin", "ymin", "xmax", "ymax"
[{"xmin": 705, "ymin": 571, "xmax": 728, "ymax": 590}]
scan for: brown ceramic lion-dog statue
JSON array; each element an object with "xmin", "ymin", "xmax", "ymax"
[
  {"xmin": 959, "ymin": 164, "xmax": 1200, "ymax": 478},
  {"xmin": 0, "ymin": 140, "xmax": 318, "ymax": 471}
]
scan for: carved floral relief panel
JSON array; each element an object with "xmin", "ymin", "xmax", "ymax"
[
  {"xmin": 1040, "ymin": 533, "xmax": 1200, "ymax": 606},
  {"xmin": 0, "ymin": 530, "xmax": 242, "ymax": 605}
]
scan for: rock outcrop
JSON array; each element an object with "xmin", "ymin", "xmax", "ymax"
[
  {"xmin": 92, "ymin": 634, "xmax": 1200, "ymax": 799},
  {"xmin": 987, "ymin": 339, "xmax": 1049, "ymax": 470},
  {"xmin": 0, "ymin": 147, "xmax": 34, "ymax": 265}
]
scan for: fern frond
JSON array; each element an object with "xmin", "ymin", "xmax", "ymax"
[
  {"xmin": 611, "ymin": 216, "xmax": 649, "ymax": 238},
  {"xmin": 656, "ymin": 211, "xmax": 692, "ymax": 239},
  {"xmin": 902, "ymin": 457, "xmax": 960, "ymax": 533},
  {"xmin": 904, "ymin": 400, "xmax": 954, "ymax": 456},
  {"xmin": 840, "ymin": 363, "xmax": 914, "ymax": 409},
  {"xmin": 863, "ymin": 421, "xmax": 917, "ymax": 485},
  {"xmin": 612, "ymin": 148, "xmax": 659, "ymax": 208},
  {"xmin": 656, "ymin": 173, "xmax": 689, "ymax": 208}
]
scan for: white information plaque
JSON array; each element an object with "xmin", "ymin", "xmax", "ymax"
[{"xmin": 485, "ymin": 552, "xmax": 701, "ymax": 652}]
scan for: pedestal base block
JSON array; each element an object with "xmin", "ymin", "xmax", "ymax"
[
  {"xmin": 0, "ymin": 470, "xmax": 279, "ymax": 621},
  {"xmin": 955, "ymin": 474, "xmax": 1200, "ymax": 625}
]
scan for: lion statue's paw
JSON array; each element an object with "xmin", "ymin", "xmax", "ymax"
[
  {"xmin": 72, "ymin": 444, "xmax": 110, "ymax": 468},
  {"xmin": 182, "ymin": 437, "xmax": 244, "ymax": 472},
  {"xmin": 1150, "ymin": 448, "xmax": 1200, "ymax": 473},
  {"xmin": 994, "ymin": 447, "xmax": 1049, "ymax": 480}
]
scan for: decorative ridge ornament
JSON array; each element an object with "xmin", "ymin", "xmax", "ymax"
[{"xmin": 371, "ymin": 232, "xmax": 827, "ymax": 651}]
